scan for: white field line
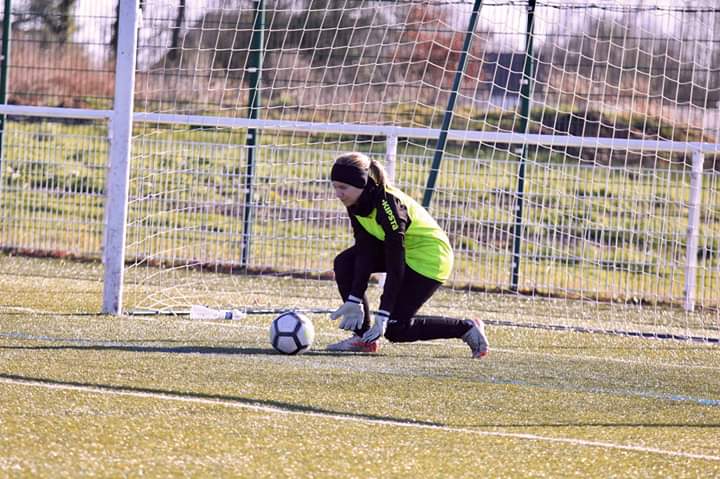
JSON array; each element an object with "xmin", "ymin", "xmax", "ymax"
[
  {"xmin": 1, "ymin": 375, "xmax": 718, "ymax": 463},
  {"xmin": 1, "ymin": 306, "xmax": 51, "ymax": 314}
]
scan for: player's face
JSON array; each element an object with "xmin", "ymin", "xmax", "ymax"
[{"xmin": 332, "ymin": 181, "xmax": 364, "ymax": 207}]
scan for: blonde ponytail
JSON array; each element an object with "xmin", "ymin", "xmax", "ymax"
[
  {"xmin": 333, "ymin": 152, "xmax": 388, "ymax": 188},
  {"xmin": 368, "ymin": 158, "xmax": 387, "ymax": 188}
]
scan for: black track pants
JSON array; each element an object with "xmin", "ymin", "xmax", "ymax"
[{"xmin": 333, "ymin": 246, "xmax": 471, "ymax": 342}]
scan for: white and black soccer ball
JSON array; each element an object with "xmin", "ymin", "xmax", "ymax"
[{"xmin": 269, "ymin": 311, "xmax": 315, "ymax": 355}]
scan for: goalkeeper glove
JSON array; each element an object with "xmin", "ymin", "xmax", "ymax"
[
  {"xmin": 361, "ymin": 310, "xmax": 389, "ymax": 342},
  {"xmin": 330, "ymin": 295, "xmax": 364, "ymax": 331}
]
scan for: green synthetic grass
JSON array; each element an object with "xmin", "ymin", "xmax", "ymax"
[{"xmin": 1, "ymin": 257, "xmax": 720, "ymax": 477}]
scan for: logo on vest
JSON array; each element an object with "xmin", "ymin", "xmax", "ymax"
[{"xmin": 381, "ymin": 199, "xmax": 399, "ymax": 231}]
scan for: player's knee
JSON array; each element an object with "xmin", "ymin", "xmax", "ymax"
[
  {"xmin": 333, "ymin": 249, "xmax": 353, "ymax": 274},
  {"xmin": 383, "ymin": 321, "xmax": 404, "ymax": 343}
]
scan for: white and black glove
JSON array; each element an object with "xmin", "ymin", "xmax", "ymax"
[
  {"xmin": 362, "ymin": 310, "xmax": 390, "ymax": 342},
  {"xmin": 329, "ymin": 295, "xmax": 365, "ymax": 331}
]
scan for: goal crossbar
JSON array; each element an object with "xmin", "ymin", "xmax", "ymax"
[{"xmin": 0, "ymin": 105, "xmax": 715, "ymax": 155}]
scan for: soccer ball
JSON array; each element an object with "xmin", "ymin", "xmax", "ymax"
[{"xmin": 269, "ymin": 311, "xmax": 315, "ymax": 355}]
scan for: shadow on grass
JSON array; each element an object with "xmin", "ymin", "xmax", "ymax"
[
  {"xmin": 2, "ymin": 343, "xmax": 281, "ymax": 355},
  {"xmin": 0, "ymin": 372, "xmax": 447, "ymax": 428},
  {"xmin": 1, "ymin": 372, "xmax": 719, "ymax": 429},
  {"xmin": 0, "ymin": 343, "xmax": 376, "ymax": 357}
]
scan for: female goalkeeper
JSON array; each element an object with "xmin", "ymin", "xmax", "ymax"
[{"xmin": 328, "ymin": 152, "xmax": 489, "ymax": 358}]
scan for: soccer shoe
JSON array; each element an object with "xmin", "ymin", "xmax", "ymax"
[
  {"xmin": 462, "ymin": 318, "xmax": 489, "ymax": 358},
  {"xmin": 326, "ymin": 335, "xmax": 379, "ymax": 353}
]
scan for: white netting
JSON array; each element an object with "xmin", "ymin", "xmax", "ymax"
[{"xmin": 123, "ymin": 0, "xmax": 720, "ymax": 340}]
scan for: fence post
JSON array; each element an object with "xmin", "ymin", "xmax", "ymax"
[
  {"xmin": 241, "ymin": 0, "xmax": 264, "ymax": 269},
  {"xmin": 510, "ymin": 0, "xmax": 536, "ymax": 292},
  {"xmin": 101, "ymin": 0, "xmax": 139, "ymax": 315},
  {"xmin": 422, "ymin": 0, "xmax": 483, "ymax": 208},
  {"xmin": 0, "ymin": 0, "xmax": 12, "ymax": 167},
  {"xmin": 684, "ymin": 151, "xmax": 704, "ymax": 312}
]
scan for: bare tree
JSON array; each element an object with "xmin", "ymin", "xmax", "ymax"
[
  {"xmin": 110, "ymin": 0, "xmax": 145, "ymax": 56},
  {"xmin": 540, "ymin": 5, "xmax": 720, "ymax": 110},
  {"xmin": 166, "ymin": 0, "xmax": 187, "ymax": 64},
  {"xmin": 13, "ymin": 0, "xmax": 78, "ymax": 44}
]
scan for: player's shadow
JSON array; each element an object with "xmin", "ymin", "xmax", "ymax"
[
  {"xmin": 0, "ymin": 343, "xmax": 387, "ymax": 357},
  {"xmin": 0, "ymin": 372, "xmax": 446, "ymax": 427},
  {"xmin": 1, "ymin": 343, "xmax": 282, "ymax": 356},
  {"xmin": 2, "ymin": 372, "xmax": 718, "ymax": 429}
]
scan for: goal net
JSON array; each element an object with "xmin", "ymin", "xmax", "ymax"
[{"xmin": 123, "ymin": 0, "xmax": 720, "ymax": 341}]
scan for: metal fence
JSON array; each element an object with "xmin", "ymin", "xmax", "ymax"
[{"xmin": 0, "ymin": 1, "xmax": 718, "ymax": 318}]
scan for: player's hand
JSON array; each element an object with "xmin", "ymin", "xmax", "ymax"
[
  {"xmin": 361, "ymin": 310, "xmax": 389, "ymax": 342},
  {"xmin": 330, "ymin": 295, "xmax": 364, "ymax": 331}
]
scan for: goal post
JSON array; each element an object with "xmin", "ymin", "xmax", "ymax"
[{"xmin": 101, "ymin": 0, "xmax": 140, "ymax": 315}]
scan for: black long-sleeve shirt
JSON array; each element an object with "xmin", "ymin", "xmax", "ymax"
[{"xmin": 346, "ymin": 181, "xmax": 453, "ymax": 314}]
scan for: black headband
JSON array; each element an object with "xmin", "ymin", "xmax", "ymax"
[{"xmin": 330, "ymin": 163, "xmax": 368, "ymax": 189}]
